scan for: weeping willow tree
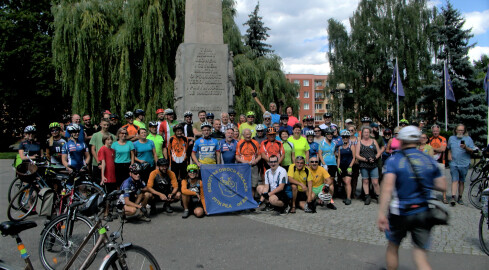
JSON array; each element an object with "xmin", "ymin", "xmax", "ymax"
[
  {"xmin": 52, "ymin": 0, "xmax": 184, "ymax": 118},
  {"xmin": 222, "ymin": 0, "xmax": 299, "ymax": 121}
]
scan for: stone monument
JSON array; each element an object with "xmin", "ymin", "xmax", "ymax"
[{"xmin": 174, "ymin": 0, "xmax": 235, "ymax": 119}]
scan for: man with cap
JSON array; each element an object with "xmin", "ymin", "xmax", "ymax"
[
  {"xmin": 251, "ymin": 89, "xmax": 280, "ymax": 124},
  {"xmin": 147, "ymin": 121, "xmax": 166, "ymax": 159},
  {"xmin": 159, "ymin": 108, "xmax": 179, "ymax": 146},
  {"xmin": 377, "ymin": 125, "xmax": 446, "ymax": 270},
  {"xmin": 155, "ymin": 108, "xmax": 165, "ymax": 134},
  {"xmin": 340, "ymin": 118, "xmax": 354, "ymax": 135},
  {"xmin": 301, "ymin": 115, "xmax": 315, "ymax": 136},
  {"xmin": 319, "ymin": 112, "xmax": 337, "ymax": 131},
  {"xmin": 133, "ymin": 109, "xmax": 146, "ymax": 129},
  {"xmin": 183, "ymin": 111, "xmax": 194, "ymax": 139},
  {"xmin": 278, "ymin": 114, "xmax": 293, "ymax": 135},
  {"xmin": 122, "ymin": 111, "xmax": 139, "ymax": 141},
  {"xmin": 108, "ymin": 114, "xmax": 121, "ymax": 135},
  {"xmin": 228, "ymin": 109, "xmax": 237, "ymax": 126},
  {"xmin": 206, "ymin": 113, "xmax": 215, "ymax": 126},
  {"xmin": 262, "ymin": 111, "xmax": 273, "ymax": 129},
  {"xmin": 239, "ymin": 111, "xmax": 258, "ymax": 139}
]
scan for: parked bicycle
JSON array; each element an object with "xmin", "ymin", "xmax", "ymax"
[
  {"xmin": 469, "ymin": 177, "xmax": 489, "ymax": 210},
  {"xmin": 479, "ymin": 187, "xmax": 489, "ymax": 256},
  {"xmin": 0, "ymin": 220, "xmax": 37, "ymax": 270},
  {"xmin": 39, "ymin": 190, "xmax": 160, "ymax": 270}
]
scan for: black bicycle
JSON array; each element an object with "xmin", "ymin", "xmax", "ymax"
[{"xmin": 479, "ymin": 188, "xmax": 489, "ymax": 256}]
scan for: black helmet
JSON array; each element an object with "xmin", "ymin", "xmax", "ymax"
[
  {"xmin": 173, "ymin": 124, "xmax": 184, "ymax": 132},
  {"xmin": 324, "ymin": 127, "xmax": 334, "ymax": 135},
  {"xmin": 184, "ymin": 111, "xmax": 193, "ymax": 117},
  {"xmin": 129, "ymin": 163, "xmax": 142, "ymax": 174},
  {"xmin": 206, "ymin": 113, "xmax": 214, "ymax": 119},
  {"xmin": 323, "ymin": 112, "xmax": 332, "ymax": 118},
  {"xmin": 110, "ymin": 114, "xmax": 119, "ymax": 120},
  {"xmin": 361, "ymin": 116, "xmax": 371, "ymax": 123},
  {"xmin": 228, "ymin": 109, "xmax": 236, "ymax": 116},
  {"xmin": 280, "ymin": 114, "xmax": 289, "ymax": 120},
  {"xmin": 156, "ymin": 158, "xmax": 169, "ymax": 166},
  {"xmin": 134, "ymin": 109, "xmax": 145, "ymax": 117}
]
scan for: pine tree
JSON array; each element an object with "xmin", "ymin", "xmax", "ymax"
[{"xmin": 243, "ymin": 2, "xmax": 273, "ymax": 58}]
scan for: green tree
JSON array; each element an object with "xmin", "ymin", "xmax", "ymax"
[
  {"xmin": 0, "ymin": 0, "xmax": 66, "ymax": 147},
  {"xmin": 242, "ymin": 2, "xmax": 273, "ymax": 58}
]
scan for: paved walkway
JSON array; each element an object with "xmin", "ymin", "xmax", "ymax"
[{"xmin": 243, "ymin": 168, "xmax": 485, "ymax": 256}]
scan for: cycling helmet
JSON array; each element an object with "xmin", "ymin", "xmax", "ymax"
[
  {"xmin": 67, "ymin": 124, "xmax": 81, "ymax": 132},
  {"xmin": 361, "ymin": 116, "xmax": 371, "ymax": 123},
  {"xmin": 201, "ymin": 122, "xmax": 212, "ymax": 129},
  {"xmin": 156, "ymin": 158, "xmax": 169, "ymax": 166},
  {"xmin": 164, "ymin": 108, "xmax": 174, "ymax": 115},
  {"xmin": 340, "ymin": 130, "xmax": 351, "ymax": 137},
  {"xmin": 400, "ymin": 118, "xmax": 409, "ymax": 125},
  {"xmin": 228, "ymin": 109, "xmax": 236, "ymax": 116},
  {"xmin": 49, "ymin": 122, "xmax": 61, "ymax": 129},
  {"xmin": 318, "ymin": 191, "xmax": 332, "ymax": 204},
  {"xmin": 134, "ymin": 109, "xmax": 145, "ymax": 117},
  {"xmin": 206, "ymin": 112, "xmax": 215, "ymax": 119},
  {"xmin": 173, "ymin": 124, "xmax": 184, "ymax": 132},
  {"xmin": 129, "ymin": 163, "xmax": 142, "ymax": 174},
  {"xmin": 24, "ymin": 125, "xmax": 36, "ymax": 133},
  {"xmin": 246, "ymin": 111, "xmax": 255, "ymax": 117},
  {"xmin": 384, "ymin": 129, "xmax": 392, "ymax": 135},
  {"xmin": 155, "ymin": 108, "xmax": 164, "ymax": 115},
  {"xmin": 324, "ymin": 127, "xmax": 334, "ymax": 135},
  {"xmin": 305, "ymin": 130, "xmax": 315, "ymax": 137},
  {"xmin": 397, "ymin": 125, "xmax": 421, "ymax": 143},
  {"xmin": 184, "ymin": 111, "xmax": 193, "ymax": 117},
  {"xmin": 124, "ymin": 111, "xmax": 134, "ymax": 118},
  {"xmin": 109, "ymin": 114, "xmax": 119, "ymax": 120},
  {"xmin": 323, "ymin": 112, "xmax": 332, "ymax": 118},
  {"xmin": 280, "ymin": 114, "xmax": 289, "ymax": 120},
  {"xmin": 256, "ymin": 124, "xmax": 266, "ymax": 131},
  {"xmin": 148, "ymin": 121, "xmax": 158, "ymax": 127},
  {"xmin": 306, "ymin": 115, "xmax": 314, "ymax": 120},
  {"xmin": 267, "ymin": 127, "xmax": 276, "ymax": 135},
  {"xmin": 187, "ymin": 164, "xmax": 199, "ymax": 172},
  {"xmin": 370, "ymin": 122, "xmax": 379, "ymax": 128}
]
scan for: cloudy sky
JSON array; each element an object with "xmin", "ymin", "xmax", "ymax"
[{"xmin": 234, "ymin": 0, "xmax": 489, "ymax": 75}]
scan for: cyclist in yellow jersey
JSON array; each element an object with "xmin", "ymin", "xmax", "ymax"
[
  {"xmin": 288, "ymin": 156, "xmax": 314, "ymax": 213},
  {"xmin": 308, "ymin": 156, "xmax": 336, "ymax": 210}
]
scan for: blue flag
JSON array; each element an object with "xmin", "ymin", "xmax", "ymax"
[
  {"xmin": 484, "ymin": 64, "xmax": 489, "ymax": 105},
  {"xmin": 445, "ymin": 64, "xmax": 456, "ymax": 102},
  {"xmin": 201, "ymin": 164, "xmax": 258, "ymax": 215},
  {"xmin": 389, "ymin": 61, "xmax": 405, "ymax": 97}
]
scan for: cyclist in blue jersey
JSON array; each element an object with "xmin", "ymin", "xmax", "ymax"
[
  {"xmin": 18, "ymin": 125, "xmax": 43, "ymax": 161},
  {"xmin": 61, "ymin": 124, "xmax": 90, "ymax": 172},
  {"xmin": 219, "ymin": 128, "xmax": 238, "ymax": 164},
  {"xmin": 192, "ymin": 122, "xmax": 221, "ymax": 166},
  {"xmin": 306, "ymin": 130, "xmax": 319, "ymax": 158},
  {"xmin": 301, "ymin": 115, "xmax": 315, "ymax": 136}
]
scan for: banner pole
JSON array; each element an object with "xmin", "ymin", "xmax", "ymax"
[
  {"xmin": 444, "ymin": 61, "xmax": 448, "ymax": 131},
  {"xmin": 396, "ymin": 57, "xmax": 399, "ymax": 127}
]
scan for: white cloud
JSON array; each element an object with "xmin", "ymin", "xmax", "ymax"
[
  {"xmin": 468, "ymin": 46, "xmax": 489, "ymax": 62},
  {"xmin": 463, "ymin": 10, "xmax": 489, "ymax": 36}
]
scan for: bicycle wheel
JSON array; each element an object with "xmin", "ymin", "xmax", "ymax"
[
  {"xmin": 469, "ymin": 179, "xmax": 484, "ymax": 209},
  {"xmin": 479, "ymin": 215, "xmax": 489, "ymax": 256},
  {"xmin": 39, "ymin": 213, "xmax": 97, "ymax": 270},
  {"xmin": 7, "ymin": 176, "xmax": 23, "ymax": 203},
  {"xmin": 7, "ymin": 186, "xmax": 38, "ymax": 221},
  {"xmin": 73, "ymin": 181, "xmax": 105, "ymax": 201},
  {"xmin": 101, "ymin": 244, "xmax": 161, "ymax": 270},
  {"xmin": 470, "ymin": 166, "xmax": 483, "ymax": 182}
]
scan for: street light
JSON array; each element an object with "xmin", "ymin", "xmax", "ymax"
[{"xmin": 330, "ymin": 83, "xmax": 349, "ymax": 129}]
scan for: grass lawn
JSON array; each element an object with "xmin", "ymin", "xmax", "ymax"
[{"xmin": 0, "ymin": 152, "xmax": 17, "ymax": 159}]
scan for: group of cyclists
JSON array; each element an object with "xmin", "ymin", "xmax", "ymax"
[{"xmin": 15, "ymin": 98, "xmax": 448, "ymax": 220}]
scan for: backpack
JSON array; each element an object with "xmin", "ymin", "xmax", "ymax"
[
  {"xmin": 37, "ymin": 187, "xmax": 55, "ymax": 216},
  {"xmin": 154, "ymin": 173, "xmax": 172, "ymax": 194}
]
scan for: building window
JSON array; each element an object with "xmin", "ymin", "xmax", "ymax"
[
  {"xmin": 326, "ymin": 104, "xmax": 331, "ymax": 110},
  {"xmin": 315, "ymin": 104, "xmax": 322, "ymax": 110},
  {"xmin": 326, "ymin": 81, "xmax": 330, "ymax": 87},
  {"xmin": 315, "ymin": 115, "xmax": 322, "ymax": 121},
  {"xmin": 294, "ymin": 80, "xmax": 300, "ymax": 85},
  {"xmin": 304, "ymin": 91, "xmax": 309, "ymax": 98},
  {"xmin": 304, "ymin": 104, "xmax": 309, "ymax": 110},
  {"xmin": 296, "ymin": 91, "xmax": 300, "ymax": 98},
  {"xmin": 315, "ymin": 92, "xmax": 324, "ymax": 99},
  {"xmin": 303, "ymin": 80, "xmax": 309, "ymax": 86},
  {"xmin": 315, "ymin": 80, "xmax": 323, "ymax": 87}
]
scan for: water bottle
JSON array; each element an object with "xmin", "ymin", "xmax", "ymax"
[
  {"xmin": 145, "ymin": 204, "xmax": 151, "ymax": 216},
  {"xmin": 482, "ymin": 187, "xmax": 489, "ymax": 218}
]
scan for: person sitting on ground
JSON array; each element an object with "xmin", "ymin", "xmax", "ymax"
[
  {"xmin": 146, "ymin": 158, "xmax": 181, "ymax": 213},
  {"xmin": 118, "ymin": 163, "xmax": 152, "ymax": 222},
  {"xmin": 181, "ymin": 164, "xmax": 206, "ymax": 218},
  {"xmin": 308, "ymin": 156, "xmax": 335, "ymax": 210},
  {"xmin": 257, "ymin": 155, "xmax": 289, "ymax": 215},
  {"xmin": 288, "ymin": 156, "xmax": 314, "ymax": 213}
]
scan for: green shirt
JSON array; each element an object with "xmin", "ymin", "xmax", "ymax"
[
  {"xmin": 134, "ymin": 119, "xmax": 146, "ymax": 129},
  {"xmin": 287, "ymin": 136, "xmax": 310, "ymax": 160},
  {"xmin": 147, "ymin": 133, "xmax": 165, "ymax": 159},
  {"xmin": 239, "ymin": 123, "xmax": 257, "ymax": 138},
  {"xmin": 89, "ymin": 131, "xmax": 116, "ymax": 164},
  {"xmin": 282, "ymin": 140, "xmax": 294, "ymax": 166}
]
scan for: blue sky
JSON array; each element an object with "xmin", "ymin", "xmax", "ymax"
[{"xmin": 235, "ymin": 0, "xmax": 489, "ymax": 74}]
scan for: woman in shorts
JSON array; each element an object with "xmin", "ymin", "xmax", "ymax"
[
  {"xmin": 337, "ymin": 130, "xmax": 356, "ymax": 205},
  {"xmin": 355, "ymin": 126, "xmax": 381, "ymax": 205}
]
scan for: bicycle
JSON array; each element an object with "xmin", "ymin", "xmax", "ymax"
[
  {"xmin": 469, "ymin": 177, "xmax": 489, "ymax": 210},
  {"xmin": 0, "ymin": 220, "xmax": 37, "ymax": 270},
  {"xmin": 39, "ymin": 190, "xmax": 160, "ymax": 270},
  {"xmin": 479, "ymin": 187, "xmax": 489, "ymax": 256}
]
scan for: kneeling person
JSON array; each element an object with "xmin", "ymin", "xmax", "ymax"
[
  {"xmin": 288, "ymin": 156, "xmax": 314, "ymax": 213},
  {"xmin": 146, "ymin": 158, "xmax": 181, "ymax": 213},
  {"xmin": 257, "ymin": 155, "xmax": 289, "ymax": 214},
  {"xmin": 118, "ymin": 163, "xmax": 152, "ymax": 222},
  {"xmin": 181, "ymin": 164, "xmax": 207, "ymax": 218},
  {"xmin": 309, "ymin": 156, "xmax": 336, "ymax": 210}
]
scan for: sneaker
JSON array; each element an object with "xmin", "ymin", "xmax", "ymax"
[
  {"xmin": 164, "ymin": 203, "xmax": 174, "ymax": 213},
  {"xmin": 344, "ymin": 199, "xmax": 352, "ymax": 205},
  {"xmin": 138, "ymin": 215, "xmax": 151, "ymax": 222},
  {"xmin": 326, "ymin": 203, "xmax": 337, "ymax": 210},
  {"xmin": 261, "ymin": 203, "xmax": 272, "ymax": 212},
  {"xmin": 457, "ymin": 198, "xmax": 464, "ymax": 205},
  {"xmin": 450, "ymin": 197, "xmax": 456, "ymax": 207},
  {"xmin": 365, "ymin": 195, "xmax": 371, "ymax": 205},
  {"xmin": 182, "ymin": 209, "xmax": 190, "ymax": 219},
  {"xmin": 304, "ymin": 204, "xmax": 313, "ymax": 213}
]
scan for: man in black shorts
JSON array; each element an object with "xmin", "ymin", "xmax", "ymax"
[
  {"xmin": 257, "ymin": 155, "xmax": 289, "ymax": 215},
  {"xmin": 145, "ymin": 158, "xmax": 181, "ymax": 213}
]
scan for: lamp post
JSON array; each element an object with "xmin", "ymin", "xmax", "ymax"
[{"xmin": 330, "ymin": 83, "xmax": 348, "ymax": 129}]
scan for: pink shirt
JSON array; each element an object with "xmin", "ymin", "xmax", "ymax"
[
  {"xmin": 390, "ymin": 138, "xmax": 400, "ymax": 152},
  {"xmin": 287, "ymin": 116, "xmax": 299, "ymax": 127}
]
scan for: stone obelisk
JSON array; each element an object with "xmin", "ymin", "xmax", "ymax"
[{"xmin": 174, "ymin": 0, "xmax": 235, "ymax": 119}]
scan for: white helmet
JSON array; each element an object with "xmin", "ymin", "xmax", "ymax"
[
  {"xmin": 305, "ymin": 130, "xmax": 315, "ymax": 137},
  {"xmin": 318, "ymin": 191, "xmax": 331, "ymax": 204},
  {"xmin": 340, "ymin": 130, "xmax": 351, "ymax": 136},
  {"xmin": 397, "ymin": 125, "xmax": 421, "ymax": 143}
]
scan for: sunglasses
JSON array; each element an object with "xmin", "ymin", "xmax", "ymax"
[
  {"xmin": 247, "ymin": 116, "xmax": 255, "ymax": 118},
  {"xmin": 348, "ymin": 130, "xmax": 354, "ymax": 132},
  {"xmin": 132, "ymin": 172, "xmax": 140, "ymax": 175},
  {"xmin": 268, "ymin": 160, "xmax": 278, "ymax": 164},
  {"xmin": 310, "ymin": 161, "xmax": 319, "ymax": 164},
  {"xmin": 51, "ymin": 129, "xmax": 60, "ymax": 132},
  {"xmin": 264, "ymin": 118, "xmax": 271, "ymax": 120},
  {"xmin": 188, "ymin": 170, "xmax": 198, "ymax": 173},
  {"xmin": 341, "ymin": 136, "xmax": 349, "ymax": 138}
]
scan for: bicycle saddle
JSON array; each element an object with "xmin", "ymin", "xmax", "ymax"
[{"xmin": 0, "ymin": 220, "xmax": 37, "ymax": 236}]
